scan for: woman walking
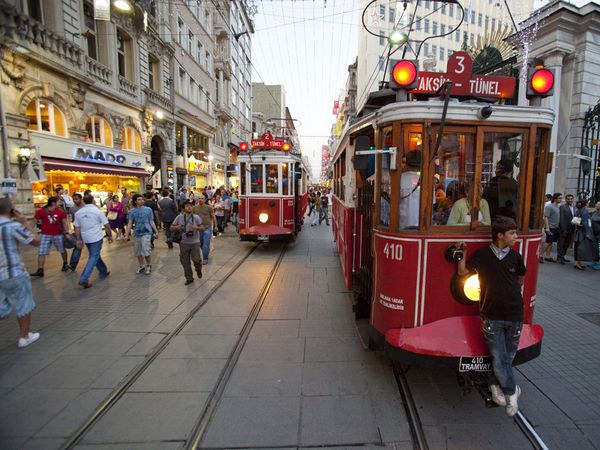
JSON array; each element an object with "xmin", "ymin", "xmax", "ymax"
[
  {"xmin": 573, "ymin": 199, "xmax": 597, "ymax": 270},
  {"xmin": 107, "ymin": 195, "xmax": 125, "ymax": 240},
  {"xmin": 213, "ymin": 193, "xmax": 226, "ymax": 234},
  {"xmin": 590, "ymin": 201, "xmax": 600, "ymax": 270}
]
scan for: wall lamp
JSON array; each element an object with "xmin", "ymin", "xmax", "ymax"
[
  {"xmin": 18, "ymin": 146, "xmax": 31, "ymax": 174},
  {"xmin": 234, "ymin": 31, "xmax": 249, "ymax": 41},
  {"xmin": 146, "ymin": 163, "xmax": 155, "ymax": 174},
  {"xmin": 155, "ymin": 110, "xmax": 165, "ymax": 120}
]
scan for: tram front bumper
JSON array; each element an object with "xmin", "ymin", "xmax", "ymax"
[
  {"xmin": 239, "ymin": 225, "xmax": 293, "ymax": 242},
  {"xmin": 383, "ymin": 315, "xmax": 544, "ymax": 371}
]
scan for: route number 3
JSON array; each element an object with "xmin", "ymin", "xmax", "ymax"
[
  {"xmin": 383, "ymin": 243, "xmax": 403, "ymax": 261},
  {"xmin": 454, "ymin": 55, "xmax": 465, "ymax": 74}
]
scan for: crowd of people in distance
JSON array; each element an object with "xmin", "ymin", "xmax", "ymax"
[
  {"xmin": 307, "ymin": 188, "xmax": 332, "ymax": 226},
  {"xmin": 541, "ymin": 193, "xmax": 600, "ymax": 270},
  {"xmin": 0, "ymin": 185, "xmax": 239, "ymax": 348}
]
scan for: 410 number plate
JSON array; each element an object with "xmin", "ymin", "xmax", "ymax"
[{"xmin": 458, "ymin": 356, "xmax": 492, "ymax": 372}]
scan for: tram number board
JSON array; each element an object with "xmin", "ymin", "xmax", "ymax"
[
  {"xmin": 257, "ymin": 234, "xmax": 269, "ymax": 241},
  {"xmin": 458, "ymin": 356, "xmax": 492, "ymax": 372},
  {"xmin": 251, "ymin": 139, "xmax": 286, "ymax": 150}
]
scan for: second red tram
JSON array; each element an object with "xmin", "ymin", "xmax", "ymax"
[
  {"xmin": 332, "ymin": 54, "xmax": 553, "ymax": 371},
  {"xmin": 238, "ymin": 136, "xmax": 308, "ymax": 242}
]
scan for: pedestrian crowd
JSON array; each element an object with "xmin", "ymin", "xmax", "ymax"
[
  {"xmin": 307, "ymin": 188, "xmax": 332, "ymax": 227},
  {"xmin": 0, "ymin": 184, "xmax": 239, "ymax": 348},
  {"xmin": 540, "ymin": 193, "xmax": 600, "ymax": 270}
]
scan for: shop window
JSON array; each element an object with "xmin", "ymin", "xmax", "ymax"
[
  {"xmin": 266, "ymin": 164, "xmax": 279, "ymax": 193},
  {"xmin": 86, "ymin": 116, "xmax": 113, "ymax": 147},
  {"xmin": 122, "ymin": 127, "xmax": 141, "ymax": 153},
  {"xmin": 250, "ymin": 164, "xmax": 263, "ymax": 193},
  {"xmin": 26, "ymin": 99, "xmax": 67, "ymax": 137},
  {"xmin": 481, "ymin": 132, "xmax": 523, "ymax": 222}
]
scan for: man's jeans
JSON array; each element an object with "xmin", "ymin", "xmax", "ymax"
[
  {"xmin": 179, "ymin": 243, "xmax": 202, "ymax": 282},
  {"xmin": 319, "ymin": 206, "xmax": 330, "ymax": 225},
  {"xmin": 482, "ymin": 319, "xmax": 522, "ymax": 395},
  {"xmin": 69, "ymin": 247, "xmax": 82, "ymax": 269},
  {"xmin": 199, "ymin": 227, "xmax": 212, "ymax": 262},
  {"xmin": 80, "ymin": 239, "xmax": 108, "ymax": 283}
]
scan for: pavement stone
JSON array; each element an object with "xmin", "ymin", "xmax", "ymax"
[
  {"xmin": 180, "ymin": 315, "xmax": 247, "ymax": 335},
  {"xmin": 130, "ymin": 357, "xmax": 224, "ymax": 392},
  {"xmin": 200, "ymin": 396, "xmax": 301, "ymax": 448},
  {"xmin": 60, "ymin": 331, "xmax": 146, "ymax": 356},
  {"xmin": 81, "ymin": 392, "xmax": 208, "ymax": 443},
  {"xmin": 89, "ymin": 356, "xmax": 144, "ymax": 389},
  {"xmin": 157, "ymin": 334, "xmax": 238, "ymax": 359},
  {"xmin": 237, "ymin": 336, "xmax": 305, "ymax": 363},
  {"xmin": 224, "ymin": 361, "xmax": 303, "ymax": 397}
]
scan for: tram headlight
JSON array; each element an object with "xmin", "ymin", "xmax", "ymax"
[
  {"xmin": 258, "ymin": 213, "xmax": 269, "ymax": 223},
  {"xmin": 450, "ymin": 272, "xmax": 480, "ymax": 305}
]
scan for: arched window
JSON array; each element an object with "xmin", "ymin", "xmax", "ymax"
[
  {"xmin": 26, "ymin": 98, "xmax": 67, "ymax": 136},
  {"xmin": 122, "ymin": 127, "xmax": 141, "ymax": 153},
  {"xmin": 86, "ymin": 116, "xmax": 113, "ymax": 147}
]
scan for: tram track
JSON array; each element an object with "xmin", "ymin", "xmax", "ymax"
[
  {"xmin": 60, "ymin": 242, "xmax": 287, "ymax": 450},
  {"xmin": 392, "ymin": 363, "xmax": 550, "ymax": 450}
]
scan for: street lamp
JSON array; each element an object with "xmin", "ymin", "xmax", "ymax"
[
  {"xmin": 388, "ymin": 30, "xmax": 409, "ymax": 46},
  {"xmin": 18, "ymin": 146, "xmax": 31, "ymax": 175},
  {"xmin": 155, "ymin": 110, "xmax": 165, "ymax": 120},
  {"xmin": 113, "ymin": 0, "xmax": 133, "ymax": 13}
]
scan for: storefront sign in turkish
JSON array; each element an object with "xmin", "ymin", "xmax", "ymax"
[{"xmin": 31, "ymin": 133, "xmax": 148, "ymax": 169}]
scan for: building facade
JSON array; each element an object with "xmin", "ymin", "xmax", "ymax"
[
  {"xmin": 0, "ymin": 0, "xmax": 173, "ymax": 214},
  {"xmin": 516, "ymin": 0, "xmax": 600, "ymax": 198},
  {"xmin": 251, "ymin": 83, "xmax": 286, "ymax": 136},
  {"xmin": 356, "ymin": 0, "xmax": 535, "ymax": 112}
]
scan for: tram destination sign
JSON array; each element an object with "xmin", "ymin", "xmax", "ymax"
[
  {"xmin": 250, "ymin": 132, "xmax": 290, "ymax": 150},
  {"xmin": 411, "ymin": 52, "xmax": 516, "ymax": 99}
]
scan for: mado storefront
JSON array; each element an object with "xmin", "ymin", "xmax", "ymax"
[{"xmin": 30, "ymin": 133, "xmax": 149, "ymax": 209}]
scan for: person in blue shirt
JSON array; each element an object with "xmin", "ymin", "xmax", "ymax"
[{"xmin": 125, "ymin": 194, "xmax": 159, "ymax": 274}]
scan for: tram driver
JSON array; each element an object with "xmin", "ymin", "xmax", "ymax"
[
  {"xmin": 399, "ymin": 149, "xmax": 421, "ymax": 229},
  {"xmin": 483, "ymin": 159, "xmax": 519, "ymax": 220}
]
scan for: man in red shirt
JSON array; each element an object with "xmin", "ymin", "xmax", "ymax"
[{"xmin": 31, "ymin": 196, "xmax": 69, "ymax": 276}]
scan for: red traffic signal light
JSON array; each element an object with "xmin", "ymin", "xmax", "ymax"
[
  {"xmin": 239, "ymin": 142, "xmax": 249, "ymax": 151},
  {"xmin": 526, "ymin": 67, "xmax": 555, "ymax": 99},
  {"xmin": 390, "ymin": 60, "xmax": 418, "ymax": 90}
]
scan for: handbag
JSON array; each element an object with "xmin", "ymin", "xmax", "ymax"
[
  {"xmin": 107, "ymin": 211, "xmax": 118, "ymax": 221},
  {"xmin": 171, "ymin": 214, "xmax": 188, "ymax": 244},
  {"xmin": 63, "ymin": 233, "xmax": 76, "ymax": 249}
]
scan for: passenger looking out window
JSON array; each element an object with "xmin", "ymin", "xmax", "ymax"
[{"xmin": 447, "ymin": 182, "xmax": 491, "ymax": 225}]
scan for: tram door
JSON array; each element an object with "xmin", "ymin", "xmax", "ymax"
[
  {"xmin": 293, "ymin": 162, "xmax": 302, "ymax": 233},
  {"xmin": 354, "ymin": 179, "xmax": 374, "ymax": 320}
]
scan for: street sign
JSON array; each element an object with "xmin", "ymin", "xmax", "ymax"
[
  {"xmin": 410, "ymin": 52, "xmax": 516, "ymax": 99},
  {"xmin": 1, "ymin": 178, "xmax": 17, "ymax": 194}
]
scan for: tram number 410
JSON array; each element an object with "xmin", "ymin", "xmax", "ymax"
[
  {"xmin": 383, "ymin": 243, "xmax": 403, "ymax": 261},
  {"xmin": 459, "ymin": 356, "xmax": 492, "ymax": 372}
]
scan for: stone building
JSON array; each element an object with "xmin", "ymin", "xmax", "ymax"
[
  {"xmin": 0, "ymin": 0, "xmax": 173, "ymax": 213},
  {"xmin": 517, "ymin": 0, "xmax": 600, "ymax": 199}
]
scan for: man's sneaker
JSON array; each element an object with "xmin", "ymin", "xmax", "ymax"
[
  {"xmin": 185, "ymin": 279, "xmax": 194, "ymax": 285},
  {"xmin": 506, "ymin": 385, "xmax": 521, "ymax": 417},
  {"xmin": 145, "ymin": 265, "xmax": 152, "ymax": 275},
  {"xmin": 196, "ymin": 269, "xmax": 202, "ymax": 279},
  {"xmin": 136, "ymin": 266, "xmax": 146, "ymax": 274},
  {"xmin": 489, "ymin": 384, "xmax": 506, "ymax": 406},
  {"xmin": 30, "ymin": 269, "xmax": 44, "ymax": 277},
  {"xmin": 78, "ymin": 280, "xmax": 93, "ymax": 289},
  {"xmin": 18, "ymin": 332, "xmax": 40, "ymax": 348},
  {"xmin": 61, "ymin": 263, "xmax": 69, "ymax": 272}
]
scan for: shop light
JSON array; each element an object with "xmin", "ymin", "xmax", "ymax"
[
  {"xmin": 146, "ymin": 164, "xmax": 155, "ymax": 174},
  {"xmin": 208, "ymin": 154, "xmax": 214, "ymax": 161}
]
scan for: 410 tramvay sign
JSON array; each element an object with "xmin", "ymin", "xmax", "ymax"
[{"xmin": 412, "ymin": 52, "xmax": 516, "ymax": 99}]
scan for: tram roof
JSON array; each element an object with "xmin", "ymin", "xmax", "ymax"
[{"xmin": 336, "ymin": 100, "xmax": 555, "ymax": 158}]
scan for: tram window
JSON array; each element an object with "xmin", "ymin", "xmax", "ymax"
[
  {"xmin": 378, "ymin": 127, "xmax": 393, "ymax": 227},
  {"xmin": 250, "ymin": 164, "xmax": 264, "ymax": 193},
  {"xmin": 266, "ymin": 164, "xmax": 279, "ymax": 193},
  {"xmin": 282, "ymin": 163, "xmax": 289, "ymax": 195},
  {"xmin": 399, "ymin": 131, "xmax": 423, "ymax": 229},
  {"xmin": 481, "ymin": 132, "xmax": 523, "ymax": 222},
  {"xmin": 433, "ymin": 132, "xmax": 481, "ymax": 226}
]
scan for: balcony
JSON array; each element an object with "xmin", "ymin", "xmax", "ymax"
[
  {"xmin": 0, "ymin": 4, "xmax": 84, "ymax": 72},
  {"xmin": 215, "ymin": 101, "xmax": 233, "ymax": 122},
  {"xmin": 144, "ymin": 88, "xmax": 173, "ymax": 112},
  {"xmin": 118, "ymin": 75, "xmax": 137, "ymax": 98},
  {"xmin": 86, "ymin": 56, "xmax": 112, "ymax": 85}
]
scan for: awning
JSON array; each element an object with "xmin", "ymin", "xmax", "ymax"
[{"xmin": 42, "ymin": 157, "xmax": 149, "ymax": 177}]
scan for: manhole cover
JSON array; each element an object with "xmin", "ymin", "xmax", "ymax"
[{"xmin": 577, "ymin": 313, "xmax": 600, "ymax": 326}]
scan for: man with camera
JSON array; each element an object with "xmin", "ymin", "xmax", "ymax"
[
  {"xmin": 0, "ymin": 198, "xmax": 41, "ymax": 348},
  {"xmin": 171, "ymin": 200, "xmax": 204, "ymax": 285}
]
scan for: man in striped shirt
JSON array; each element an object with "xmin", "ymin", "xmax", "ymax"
[{"xmin": 0, "ymin": 198, "xmax": 41, "ymax": 348}]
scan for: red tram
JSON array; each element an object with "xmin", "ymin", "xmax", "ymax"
[
  {"xmin": 332, "ymin": 52, "xmax": 554, "ymax": 371},
  {"xmin": 238, "ymin": 133, "xmax": 308, "ymax": 242}
]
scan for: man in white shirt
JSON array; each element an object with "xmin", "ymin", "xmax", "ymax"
[
  {"xmin": 399, "ymin": 150, "xmax": 421, "ymax": 229},
  {"xmin": 73, "ymin": 195, "xmax": 113, "ymax": 288}
]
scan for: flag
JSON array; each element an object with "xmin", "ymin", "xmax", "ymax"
[{"xmin": 332, "ymin": 100, "xmax": 339, "ymax": 115}]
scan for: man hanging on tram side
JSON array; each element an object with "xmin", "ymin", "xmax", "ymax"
[{"xmin": 455, "ymin": 216, "xmax": 526, "ymax": 417}]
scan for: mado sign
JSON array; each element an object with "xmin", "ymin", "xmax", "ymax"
[{"xmin": 74, "ymin": 146, "xmax": 126, "ymax": 165}]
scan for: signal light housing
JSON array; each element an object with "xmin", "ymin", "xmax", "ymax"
[
  {"xmin": 526, "ymin": 67, "xmax": 555, "ymax": 99},
  {"xmin": 239, "ymin": 142, "xmax": 249, "ymax": 152},
  {"xmin": 389, "ymin": 60, "xmax": 419, "ymax": 90},
  {"xmin": 282, "ymin": 143, "xmax": 291, "ymax": 151}
]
